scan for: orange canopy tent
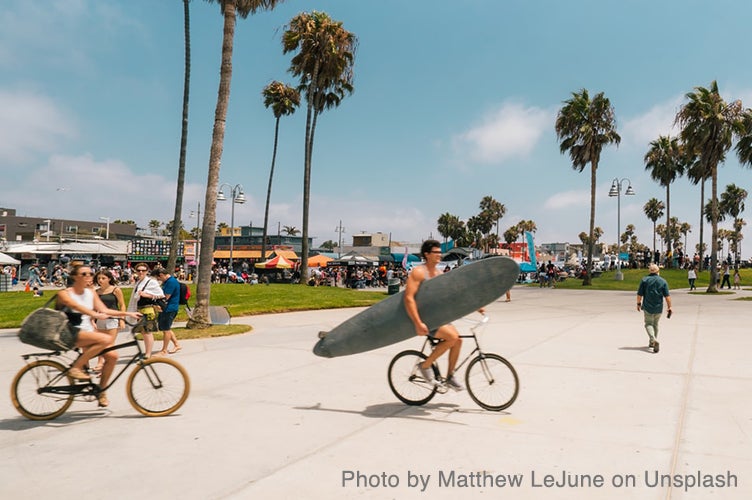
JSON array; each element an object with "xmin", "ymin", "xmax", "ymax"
[
  {"xmin": 255, "ymin": 255, "xmax": 294, "ymax": 269},
  {"xmin": 307, "ymin": 254, "xmax": 333, "ymax": 267}
]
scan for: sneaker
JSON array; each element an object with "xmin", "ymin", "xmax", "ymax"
[
  {"xmin": 417, "ymin": 362, "xmax": 435, "ymax": 384},
  {"xmin": 68, "ymin": 367, "xmax": 91, "ymax": 381},
  {"xmin": 653, "ymin": 341, "xmax": 660, "ymax": 354},
  {"xmin": 446, "ymin": 375, "xmax": 465, "ymax": 392},
  {"xmin": 649, "ymin": 339, "xmax": 655, "ymax": 350}
]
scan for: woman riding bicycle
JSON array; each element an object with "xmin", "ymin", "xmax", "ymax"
[{"xmin": 55, "ymin": 264, "xmax": 141, "ymax": 407}]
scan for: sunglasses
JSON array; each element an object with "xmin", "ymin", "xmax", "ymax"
[
  {"xmin": 78, "ymin": 272, "xmax": 94, "ymax": 277},
  {"xmin": 136, "ymin": 269, "xmax": 148, "ymax": 272}
]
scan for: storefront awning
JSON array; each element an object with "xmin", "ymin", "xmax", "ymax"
[{"xmin": 213, "ymin": 250, "xmax": 263, "ymax": 259}]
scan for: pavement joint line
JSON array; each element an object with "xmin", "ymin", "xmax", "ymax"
[{"xmin": 665, "ymin": 302, "xmax": 701, "ymax": 500}]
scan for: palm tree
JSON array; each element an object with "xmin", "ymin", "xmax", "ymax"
[
  {"xmin": 675, "ymin": 80, "xmax": 745, "ymax": 291},
  {"xmin": 719, "ymin": 183, "xmax": 748, "ymax": 263},
  {"xmin": 282, "ymin": 225, "xmax": 300, "ymax": 236},
  {"xmin": 190, "ymin": 0, "xmax": 285, "ymax": 329},
  {"xmin": 643, "ymin": 198, "xmax": 665, "ymax": 256},
  {"xmin": 680, "ymin": 222, "xmax": 692, "ymax": 257},
  {"xmin": 555, "ymin": 89, "xmax": 621, "ymax": 285},
  {"xmin": 437, "ymin": 213, "xmax": 463, "ymax": 245},
  {"xmin": 479, "ymin": 195, "xmax": 506, "ymax": 238},
  {"xmin": 261, "ymin": 81, "xmax": 300, "ymax": 261},
  {"xmin": 166, "ymin": 0, "xmax": 192, "ymax": 276},
  {"xmin": 283, "ymin": 11, "xmax": 357, "ymax": 282},
  {"xmin": 644, "ymin": 136, "xmax": 686, "ymax": 268},
  {"xmin": 149, "ymin": 219, "xmax": 162, "ymax": 236}
]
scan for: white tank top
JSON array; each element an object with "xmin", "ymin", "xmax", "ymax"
[{"xmin": 68, "ymin": 288, "xmax": 95, "ymax": 332}]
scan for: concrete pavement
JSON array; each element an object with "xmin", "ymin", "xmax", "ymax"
[{"xmin": 0, "ymin": 285, "xmax": 750, "ymax": 499}]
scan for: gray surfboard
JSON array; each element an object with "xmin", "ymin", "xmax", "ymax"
[{"xmin": 313, "ymin": 256, "xmax": 519, "ymax": 358}]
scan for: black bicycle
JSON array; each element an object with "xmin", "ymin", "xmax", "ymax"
[
  {"xmin": 387, "ymin": 314, "xmax": 519, "ymax": 411},
  {"xmin": 11, "ymin": 318, "xmax": 190, "ymax": 420}
]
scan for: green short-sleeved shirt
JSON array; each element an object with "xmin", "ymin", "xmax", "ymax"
[{"xmin": 637, "ymin": 273, "xmax": 670, "ymax": 314}]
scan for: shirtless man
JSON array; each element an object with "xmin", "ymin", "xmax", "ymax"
[{"xmin": 404, "ymin": 239, "xmax": 477, "ymax": 390}]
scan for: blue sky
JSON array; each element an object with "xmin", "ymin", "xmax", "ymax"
[{"xmin": 2, "ymin": 0, "xmax": 752, "ymax": 255}]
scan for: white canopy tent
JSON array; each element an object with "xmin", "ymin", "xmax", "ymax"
[{"xmin": 0, "ymin": 252, "xmax": 20, "ymax": 265}]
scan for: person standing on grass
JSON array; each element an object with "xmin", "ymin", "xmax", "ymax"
[
  {"xmin": 151, "ymin": 268, "xmax": 182, "ymax": 356},
  {"xmin": 637, "ymin": 263, "xmax": 672, "ymax": 354}
]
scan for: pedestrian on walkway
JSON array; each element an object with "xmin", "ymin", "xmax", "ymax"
[
  {"xmin": 637, "ymin": 263, "xmax": 672, "ymax": 353},
  {"xmin": 720, "ymin": 263, "xmax": 732, "ymax": 289},
  {"xmin": 687, "ymin": 265, "xmax": 697, "ymax": 291},
  {"xmin": 150, "ymin": 267, "xmax": 182, "ymax": 356}
]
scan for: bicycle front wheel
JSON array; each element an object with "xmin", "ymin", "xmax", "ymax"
[
  {"xmin": 465, "ymin": 353, "xmax": 519, "ymax": 411},
  {"xmin": 11, "ymin": 360, "xmax": 74, "ymax": 420},
  {"xmin": 388, "ymin": 350, "xmax": 438, "ymax": 406},
  {"xmin": 126, "ymin": 358, "xmax": 190, "ymax": 417}
]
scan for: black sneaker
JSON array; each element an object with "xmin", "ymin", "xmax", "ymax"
[
  {"xmin": 649, "ymin": 339, "xmax": 655, "ymax": 350},
  {"xmin": 653, "ymin": 341, "xmax": 659, "ymax": 353}
]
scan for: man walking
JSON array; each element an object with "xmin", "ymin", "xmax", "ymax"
[
  {"xmin": 637, "ymin": 263, "xmax": 672, "ymax": 353},
  {"xmin": 151, "ymin": 268, "xmax": 182, "ymax": 356}
]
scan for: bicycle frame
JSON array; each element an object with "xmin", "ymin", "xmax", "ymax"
[
  {"xmin": 418, "ymin": 316, "xmax": 489, "ymax": 380},
  {"xmin": 21, "ymin": 327, "xmax": 152, "ymax": 399}
]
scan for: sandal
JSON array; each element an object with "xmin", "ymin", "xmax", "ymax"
[
  {"xmin": 168, "ymin": 345, "xmax": 182, "ymax": 354},
  {"xmin": 97, "ymin": 392, "xmax": 109, "ymax": 408}
]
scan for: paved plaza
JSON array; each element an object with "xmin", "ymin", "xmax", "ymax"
[{"xmin": 0, "ymin": 284, "xmax": 750, "ymax": 499}]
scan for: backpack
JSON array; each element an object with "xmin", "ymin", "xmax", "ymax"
[{"xmin": 179, "ymin": 282, "xmax": 191, "ymax": 305}]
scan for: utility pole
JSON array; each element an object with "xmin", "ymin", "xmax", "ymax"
[{"xmin": 335, "ymin": 220, "xmax": 346, "ymax": 258}]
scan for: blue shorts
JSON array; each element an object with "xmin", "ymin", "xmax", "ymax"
[{"xmin": 158, "ymin": 310, "xmax": 178, "ymax": 331}]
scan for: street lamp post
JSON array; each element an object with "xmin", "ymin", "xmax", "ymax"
[
  {"xmin": 608, "ymin": 178, "xmax": 635, "ymax": 280},
  {"xmin": 99, "ymin": 216, "xmax": 110, "ymax": 240},
  {"xmin": 43, "ymin": 219, "xmax": 51, "ymax": 242},
  {"xmin": 189, "ymin": 202, "xmax": 202, "ymax": 278},
  {"xmin": 217, "ymin": 183, "xmax": 246, "ymax": 272}
]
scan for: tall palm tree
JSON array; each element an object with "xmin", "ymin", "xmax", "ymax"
[
  {"xmin": 679, "ymin": 222, "xmax": 692, "ymax": 257},
  {"xmin": 719, "ymin": 183, "xmax": 748, "ymax": 263},
  {"xmin": 675, "ymin": 80, "xmax": 745, "ymax": 292},
  {"xmin": 555, "ymin": 89, "xmax": 621, "ymax": 285},
  {"xmin": 643, "ymin": 198, "xmax": 665, "ymax": 256},
  {"xmin": 190, "ymin": 0, "xmax": 285, "ymax": 328},
  {"xmin": 167, "ymin": 0, "xmax": 192, "ymax": 276},
  {"xmin": 437, "ymin": 213, "xmax": 462, "ymax": 245},
  {"xmin": 283, "ymin": 11, "xmax": 357, "ymax": 282},
  {"xmin": 685, "ymin": 160, "xmax": 711, "ymax": 270},
  {"xmin": 479, "ymin": 195, "xmax": 506, "ymax": 238},
  {"xmin": 644, "ymin": 136, "xmax": 686, "ymax": 268},
  {"xmin": 261, "ymin": 81, "xmax": 300, "ymax": 261}
]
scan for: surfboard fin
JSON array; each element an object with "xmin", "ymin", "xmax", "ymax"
[{"xmin": 317, "ymin": 331, "xmax": 328, "ymax": 339}]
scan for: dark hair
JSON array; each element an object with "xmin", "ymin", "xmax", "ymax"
[
  {"xmin": 420, "ymin": 239, "xmax": 441, "ymax": 258},
  {"xmin": 151, "ymin": 267, "xmax": 168, "ymax": 277},
  {"xmin": 69, "ymin": 264, "xmax": 89, "ymax": 276},
  {"xmin": 94, "ymin": 269, "xmax": 116, "ymax": 286}
]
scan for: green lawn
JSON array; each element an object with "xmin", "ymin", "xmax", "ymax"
[
  {"xmin": 541, "ymin": 267, "xmax": 749, "ymax": 293},
  {"xmin": 0, "ymin": 283, "xmax": 386, "ymax": 329}
]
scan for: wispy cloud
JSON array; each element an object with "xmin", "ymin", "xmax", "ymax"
[
  {"xmin": 620, "ymin": 95, "xmax": 683, "ymax": 150},
  {"xmin": 0, "ymin": 89, "xmax": 77, "ymax": 163},
  {"xmin": 543, "ymin": 189, "xmax": 589, "ymax": 210},
  {"xmin": 453, "ymin": 101, "xmax": 553, "ymax": 164}
]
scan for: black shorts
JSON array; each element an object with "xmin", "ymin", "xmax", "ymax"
[{"xmin": 158, "ymin": 310, "xmax": 178, "ymax": 331}]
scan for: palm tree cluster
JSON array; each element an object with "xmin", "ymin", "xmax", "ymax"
[
  {"xmin": 180, "ymin": 1, "xmax": 356, "ymax": 328},
  {"xmin": 436, "ymin": 195, "xmax": 511, "ymax": 251},
  {"xmin": 557, "ymin": 81, "xmax": 752, "ymax": 292}
]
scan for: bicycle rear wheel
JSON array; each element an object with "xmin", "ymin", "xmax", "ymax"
[
  {"xmin": 465, "ymin": 353, "xmax": 519, "ymax": 411},
  {"xmin": 11, "ymin": 360, "xmax": 74, "ymax": 420},
  {"xmin": 126, "ymin": 358, "xmax": 190, "ymax": 417},
  {"xmin": 388, "ymin": 350, "xmax": 438, "ymax": 406}
]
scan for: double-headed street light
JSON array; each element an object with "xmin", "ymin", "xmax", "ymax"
[
  {"xmin": 217, "ymin": 183, "xmax": 246, "ymax": 272},
  {"xmin": 608, "ymin": 178, "xmax": 635, "ymax": 280}
]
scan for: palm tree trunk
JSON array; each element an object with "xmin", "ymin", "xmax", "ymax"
[
  {"xmin": 300, "ymin": 60, "xmax": 321, "ymax": 284},
  {"xmin": 584, "ymin": 161, "xmax": 596, "ymax": 286},
  {"xmin": 665, "ymin": 185, "xmax": 671, "ymax": 268},
  {"xmin": 167, "ymin": 0, "xmax": 191, "ymax": 275},
  {"xmin": 261, "ymin": 117, "xmax": 281, "ymax": 262},
  {"xmin": 189, "ymin": 3, "xmax": 236, "ymax": 327},
  {"xmin": 707, "ymin": 170, "xmax": 719, "ymax": 292},
  {"xmin": 699, "ymin": 179, "xmax": 705, "ymax": 270}
]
